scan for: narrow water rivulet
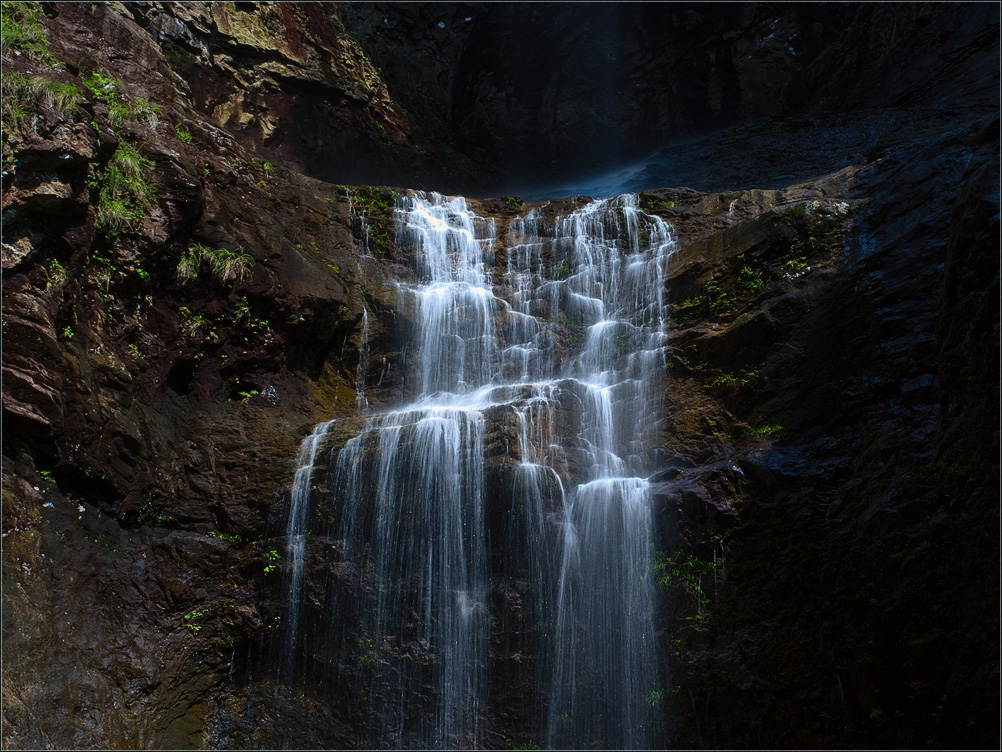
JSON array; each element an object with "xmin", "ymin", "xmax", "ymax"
[{"xmin": 278, "ymin": 191, "xmax": 677, "ymax": 749}]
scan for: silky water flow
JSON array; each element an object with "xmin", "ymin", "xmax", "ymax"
[{"xmin": 277, "ymin": 191, "xmax": 676, "ymax": 749}]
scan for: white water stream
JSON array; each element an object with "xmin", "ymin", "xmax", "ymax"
[{"xmin": 281, "ymin": 191, "xmax": 675, "ymax": 748}]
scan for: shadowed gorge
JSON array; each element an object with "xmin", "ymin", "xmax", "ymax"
[{"xmin": 2, "ymin": 2, "xmax": 999, "ymax": 750}]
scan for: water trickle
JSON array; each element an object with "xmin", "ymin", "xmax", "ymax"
[
  {"xmin": 356, "ymin": 308, "xmax": 370, "ymax": 411},
  {"xmin": 279, "ymin": 191, "xmax": 676, "ymax": 749}
]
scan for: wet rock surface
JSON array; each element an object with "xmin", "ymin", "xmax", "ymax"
[{"xmin": 2, "ymin": 2, "xmax": 998, "ymax": 750}]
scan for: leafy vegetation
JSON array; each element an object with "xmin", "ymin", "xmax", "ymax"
[
  {"xmin": 735, "ymin": 255, "xmax": 764, "ymax": 296},
  {"xmin": 174, "ymin": 122, "xmax": 192, "ymax": 143},
  {"xmin": 703, "ymin": 367, "xmax": 759, "ymax": 390},
  {"xmin": 95, "ymin": 142, "xmax": 159, "ymax": 234},
  {"xmin": 654, "ymin": 547, "xmax": 725, "ymax": 617},
  {"xmin": 184, "ymin": 607, "xmax": 210, "ymax": 633},
  {"xmin": 208, "ymin": 531, "xmax": 247, "ymax": 546},
  {"xmin": 262, "ymin": 548, "xmax": 280, "ymax": 574}
]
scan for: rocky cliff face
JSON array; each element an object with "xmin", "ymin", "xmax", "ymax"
[{"xmin": 2, "ymin": 2, "xmax": 998, "ymax": 750}]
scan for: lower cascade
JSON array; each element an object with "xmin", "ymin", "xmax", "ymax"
[{"xmin": 277, "ymin": 191, "xmax": 677, "ymax": 749}]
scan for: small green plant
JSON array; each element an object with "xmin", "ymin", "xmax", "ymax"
[
  {"xmin": 208, "ymin": 531, "xmax": 247, "ymax": 546},
  {"xmin": 131, "ymin": 498, "xmax": 174, "ymax": 527},
  {"xmin": 209, "ymin": 635, "xmax": 235, "ymax": 649},
  {"xmin": 735, "ymin": 255, "xmax": 764, "ymax": 296},
  {"xmin": 327, "ymin": 263, "xmax": 340, "ymax": 274},
  {"xmin": 354, "ymin": 635, "xmax": 379, "ymax": 666},
  {"xmin": 61, "ymin": 325, "xmax": 74, "ymax": 339},
  {"xmin": 503, "ymin": 196, "xmax": 523, "ymax": 208},
  {"xmin": 174, "ymin": 122, "xmax": 193, "ymax": 143},
  {"xmin": 646, "ymin": 689, "xmax": 666, "ymax": 705},
  {"xmin": 263, "ymin": 548, "xmax": 280, "ymax": 574},
  {"xmin": 552, "ymin": 263, "xmax": 571, "ymax": 280},
  {"xmin": 184, "ymin": 606, "xmax": 210, "ymax": 633},
  {"xmin": 785, "ymin": 256, "xmax": 809, "ymax": 272},
  {"xmin": 750, "ymin": 423, "xmax": 783, "ymax": 437},
  {"xmin": 127, "ymin": 343, "xmax": 141, "ymax": 358},
  {"xmin": 47, "ymin": 258, "xmax": 67, "ymax": 286},
  {"xmin": 703, "ymin": 367, "xmax": 758, "ymax": 390},
  {"xmin": 95, "ymin": 142, "xmax": 158, "ymax": 234},
  {"xmin": 233, "ymin": 295, "xmax": 251, "ymax": 325}
]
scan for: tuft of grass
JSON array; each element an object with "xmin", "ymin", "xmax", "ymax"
[
  {"xmin": 174, "ymin": 122, "xmax": 192, "ymax": 143},
  {"xmin": 1, "ymin": 1, "xmax": 57, "ymax": 66},
  {"xmin": 130, "ymin": 97, "xmax": 161, "ymax": 126},
  {"xmin": 1, "ymin": 72, "xmax": 78, "ymax": 132},
  {"xmin": 95, "ymin": 142, "xmax": 158, "ymax": 234},
  {"xmin": 178, "ymin": 242, "xmax": 255, "ymax": 284}
]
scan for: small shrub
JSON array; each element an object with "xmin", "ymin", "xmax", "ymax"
[
  {"xmin": 552, "ymin": 263, "xmax": 571, "ymax": 280},
  {"xmin": 174, "ymin": 122, "xmax": 192, "ymax": 143}
]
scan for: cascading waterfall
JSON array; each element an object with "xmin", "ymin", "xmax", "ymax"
[{"xmin": 277, "ymin": 191, "xmax": 675, "ymax": 749}]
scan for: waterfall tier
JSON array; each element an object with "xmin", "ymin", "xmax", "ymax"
[{"xmin": 279, "ymin": 191, "xmax": 676, "ymax": 749}]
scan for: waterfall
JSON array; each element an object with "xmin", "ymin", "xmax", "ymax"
[{"xmin": 278, "ymin": 191, "xmax": 675, "ymax": 749}]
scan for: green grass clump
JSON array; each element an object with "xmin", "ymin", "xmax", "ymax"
[
  {"xmin": 1, "ymin": 1, "xmax": 57, "ymax": 66},
  {"xmin": 1, "ymin": 72, "xmax": 77, "ymax": 132},
  {"xmin": 178, "ymin": 242, "xmax": 255, "ymax": 284},
  {"xmin": 95, "ymin": 142, "xmax": 159, "ymax": 234}
]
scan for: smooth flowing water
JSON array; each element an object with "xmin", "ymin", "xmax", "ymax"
[{"xmin": 279, "ymin": 191, "xmax": 675, "ymax": 749}]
